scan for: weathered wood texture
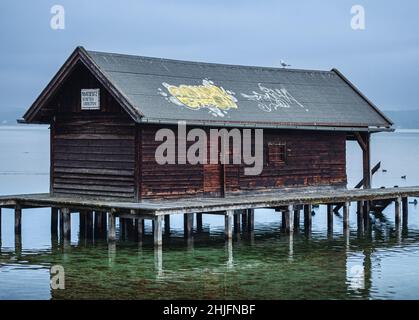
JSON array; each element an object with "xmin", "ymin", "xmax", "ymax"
[
  {"xmin": 49, "ymin": 63, "xmax": 136, "ymax": 200},
  {"xmin": 139, "ymin": 125, "xmax": 347, "ymax": 199},
  {"xmin": 0, "ymin": 187, "xmax": 418, "ymax": 216}
]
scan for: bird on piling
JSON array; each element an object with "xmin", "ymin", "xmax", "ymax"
[{"xmin": 280, "ymin": 60, "xmax": 291, "ymax": 68}]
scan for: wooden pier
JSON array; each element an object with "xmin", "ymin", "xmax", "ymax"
[{"xmin": 1, "ymin": 186, "xmax": 418, "ymax": 248}]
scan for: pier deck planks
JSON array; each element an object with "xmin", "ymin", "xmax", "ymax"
[{"xmin": 1, "ymin": 186, "xmax": 419, "ymax": 217}]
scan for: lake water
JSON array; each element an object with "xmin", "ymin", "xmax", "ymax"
[{"xmin": 1, "ymin": 126, "xmax": 419, "ymax": 300}]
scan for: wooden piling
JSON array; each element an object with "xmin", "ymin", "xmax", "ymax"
[
  {"xmin": 126, "ymin": 219, "xmax": 135, "ymax": 241},
  {"xmin": 283, "ymin": 205, "xmax": 294, "ymax": 233},
  {"xmin": 51, "ymin": 208, "xmax": 58, "ymax": 235},
  {"xmin": 94, "ymin": 211, "xmax": 105, "ymax": 238},
  {"xmin": 183, "ymin": 213, "xmax": 193, "ymax": 238},
  {"xmin": 327, "ymin": 204, "xmax": 333, "ymax": 233},
  {"xmin": 196, "ymin": 213, "xmax": 203, "ymax": 231},
  {"xmin": 86, "ymin": 211, "xmax": 93, "ymax": 239},
  {"xmin": 120, "ymin": 218, "xmax": 126, "ymax": 240},
  {"xmin": 225, "ymin": 210, "xmax": 234, "ymax": 239},
  {"xmin": 247, "ymin": 209, "xmax": 254, "ymax": 232},
  {"xmin": 154, "ymin": 216, "xmax": 163, "ymax": 247},
  {"xmin": 136, "ymin": 218, "xmax": 144, "ymax": 240},
  {"xmin": 241, "ymin": 210, "xmax": 247, "ymax": 230},
  {"xmin": 395, "ymin": 196, "xmax": 402, "ymax": 226},
  {"xmin": 234, "ymin": 212, "xmax": 240, "ymax": 233},
  {"xmin": 59, "ymin": 209, "xmax": 64, "ymax": 236},
  {"xmin": 363, "ymin": 201, "xmax": 370, "ymax": 230},
  {"xmin": 15, "ymin": 205, "xmax": 22, "ymax": 235},
  {"xmin": 402, "ymin": 197, "xmax": 408, "ymax": 227},
  {"xmin": 357, "ymin": 201, "xmax": 365, "ymax": 235},
  {"xmin": 61, "ymin": 208, "xmax": 71, "ymax": 240},
  {"xmin": 79, "ymin": 211, "xmax": 86, "ymax": 238},
  {"xmin": 281, "ymin": 211, "xmax": 286, "ymax": 230},
  {"xmin": 164, "ymin": 215, "xmax": 170, "ymax": 235},
  {"xmin": 343, "ymin": 201, "xmax": 350, "ymax": 230},
  {"xmin": 304, "ymin": 204, "xmax": 312, "ymax": 232},
  {"xmin": 293, "ymin": 208, "xmax": 300, "ymax": 231},
  {"xmin": 108, "ymin": 212, "xmax": 116, "ymax": 241}
]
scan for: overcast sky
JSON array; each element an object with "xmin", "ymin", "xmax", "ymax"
[{"xmin": 0, "ymin": 0, "xmax": 418, "ymax": 117}]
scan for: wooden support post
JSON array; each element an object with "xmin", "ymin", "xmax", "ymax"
[
  {"xmin": 402, "ymin": 197, "xmax": 408, "ymax": 227},
  {"xmin": 196, "ymin": 213, "xmax": 203, "ymax": 231},
  {"xmin": 247, "ymin": 209, "xmax": 254, "ymax": 232},
  {"xmin": 15, "ymin": 230, "xmax": 22, "ymax": 255},
  {"xmin": 154, "ymin": 216, "xmax": 163, "ymax": 247},
  {"xmin": 164, "ymin": 215, "xmax": 171, "ymax": 235},
  {"xmin": 357, "ymin": 201, "xmax": 365, "ymax": 235},
  {"xmin": 343, "ymin": 202, "xmax": 350, "ymax": 230},
  {"xmin": 0, "ymin": 207, "xmax": 2, "ymax": 245},
  {"xmin": 120, "ymin": 218, "xmax": 126, "ymax": 240},
  {"xmin": 79, "ymin": 211, "xmax": 86, "ymax": 238},
  {"xmin": 241, "ymin": 210, "xmax": 247, "ymax": 230},
  {"xmin": 62, "ymin": 208, "xmax": 71, "ymax": 240},
  {"xmin": 293, "ymin": 209, "xmax": 300, "ymax": 231},
  {"xmin": 94, "ymin": 211, "xmax": 105, "ymax": 238},
  {"xmin": 327, "ymin": 204, "xmax": 333, "ymax": 234},
  {"xmin": 281, "ymin": 211, "xmax": 286, "ymax": 230},
  {"xmin": 395, "ymin": 196, "xmax": 402, "ymax": 226},
  {"xmin": 126, "ymin": 219, "xmax": 135, "ymax": 241},
  {"xmin": 137, "ymin": 218, "xmax": 144, "ymax": 240},
  {"xmin": 356, "ymin": 132, "xmax": 371, "ymax": 189},
  {"xmin": 184, "ymin": 213, "xmax": 194, "ymax": 238},
  {"xmin": 108, "ymin": 212, "xmax": 116, "ymax": 242},
  {"xmin": 225, "ymin": 210, "xmax": 234, "ymax": 239},
  {"xmin": 304, "ymin": 204, "xmax": 312, "ymax": 232},
  {"xmin": 59, "ymin": 210, "xmax": 64, "ymax": 236},
  {"xmin": 101, "ymin": 212, "xmax": 107, "ymax": 239},
  {"xmin": 283, "ymin": 205, "xmax": 294, "ymax": 233},
  {"xmin": 15, "ymin": 205, "xmax": 22, "ymax": 235},
  {"xmin": 51, "ymin": 208, "xmax": 58, "ymax": 235},
  {"xmin": 86, "ymin": 211, "xmax": 93, "ymax": 239},
  {"xmin": 233, "ymin": 212, "xmax": 240, "ymax": 233}
]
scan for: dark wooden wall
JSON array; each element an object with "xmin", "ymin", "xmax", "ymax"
[
  {"xmin": 49, "ymin": 63, "xmax": 137, "ymax": 200},
  {"xmin": 139, "ymin": 126, "xmax": 347, "ymax": 199}
]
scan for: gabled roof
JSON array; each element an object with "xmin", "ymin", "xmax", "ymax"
[{"xmin": 23, "ymin": 46, "xmax": 393, "ymax": 131}]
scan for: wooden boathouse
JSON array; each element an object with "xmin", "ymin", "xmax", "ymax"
[{"xmin": 1, "ymin": 46, "xmax": 418, "ymax": 247}]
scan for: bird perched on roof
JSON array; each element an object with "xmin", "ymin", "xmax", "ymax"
[{"xmin": 280, "ymin": 60, "xmax": 291, "ymax": 68}]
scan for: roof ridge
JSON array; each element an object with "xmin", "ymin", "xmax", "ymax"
[{"xmin": 86, "ymin": 49, "xmax": 333, "ymax": 74}]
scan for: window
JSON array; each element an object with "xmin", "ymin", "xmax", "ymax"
[{"xmin": 267, "ymin": 141, "xmax": 287, "ymax": 164}]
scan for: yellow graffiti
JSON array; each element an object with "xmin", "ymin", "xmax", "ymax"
[{"xmin": 160, "ymin": 80, "xmax": 238, "ymax": 117}]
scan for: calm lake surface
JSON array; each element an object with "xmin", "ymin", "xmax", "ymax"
[{"xmin": 1, "ymin": 126, "xmax": 419, "ymax": 300}]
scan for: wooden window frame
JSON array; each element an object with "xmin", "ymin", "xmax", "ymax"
[{"xmin": 266, "ymin": 141, "xmax": 287, "ymax": 165}]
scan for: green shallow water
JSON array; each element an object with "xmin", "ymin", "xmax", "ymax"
[{"xmin": 2, "ymin": 219, "xmax": 419, "ymax": 300}]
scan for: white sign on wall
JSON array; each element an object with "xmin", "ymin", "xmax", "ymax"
[{"xmin": 81, "ymin": 89, "xmax": 100, "ymax": 110}]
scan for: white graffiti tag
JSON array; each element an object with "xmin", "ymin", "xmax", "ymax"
[{"xmin": 241, "ymin": 84, "xmax": 308, "ymax": 112}]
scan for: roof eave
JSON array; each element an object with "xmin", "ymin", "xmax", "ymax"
[
  {"xmin": 138, "ymin": 118, "xmax": 394, "ymax": 132},
  {"xmin": 331, "ymin": 68, "xmax": 394, "ymax": 127}
]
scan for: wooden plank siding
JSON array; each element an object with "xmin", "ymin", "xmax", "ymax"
[
  {"xmin": 140, "ymin": 125, "xmax": 204, "ymax": 199},
  {"xmin": 52, "ymin": 115, "xmax": 136, "ymax": 200},
  {"xmin": 139, "ymin": 126, "xmax": 347, "ymax": 200},
  {"xmin": 49, "ymin": 62, "xmax": 137, "ymax": 200}
]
